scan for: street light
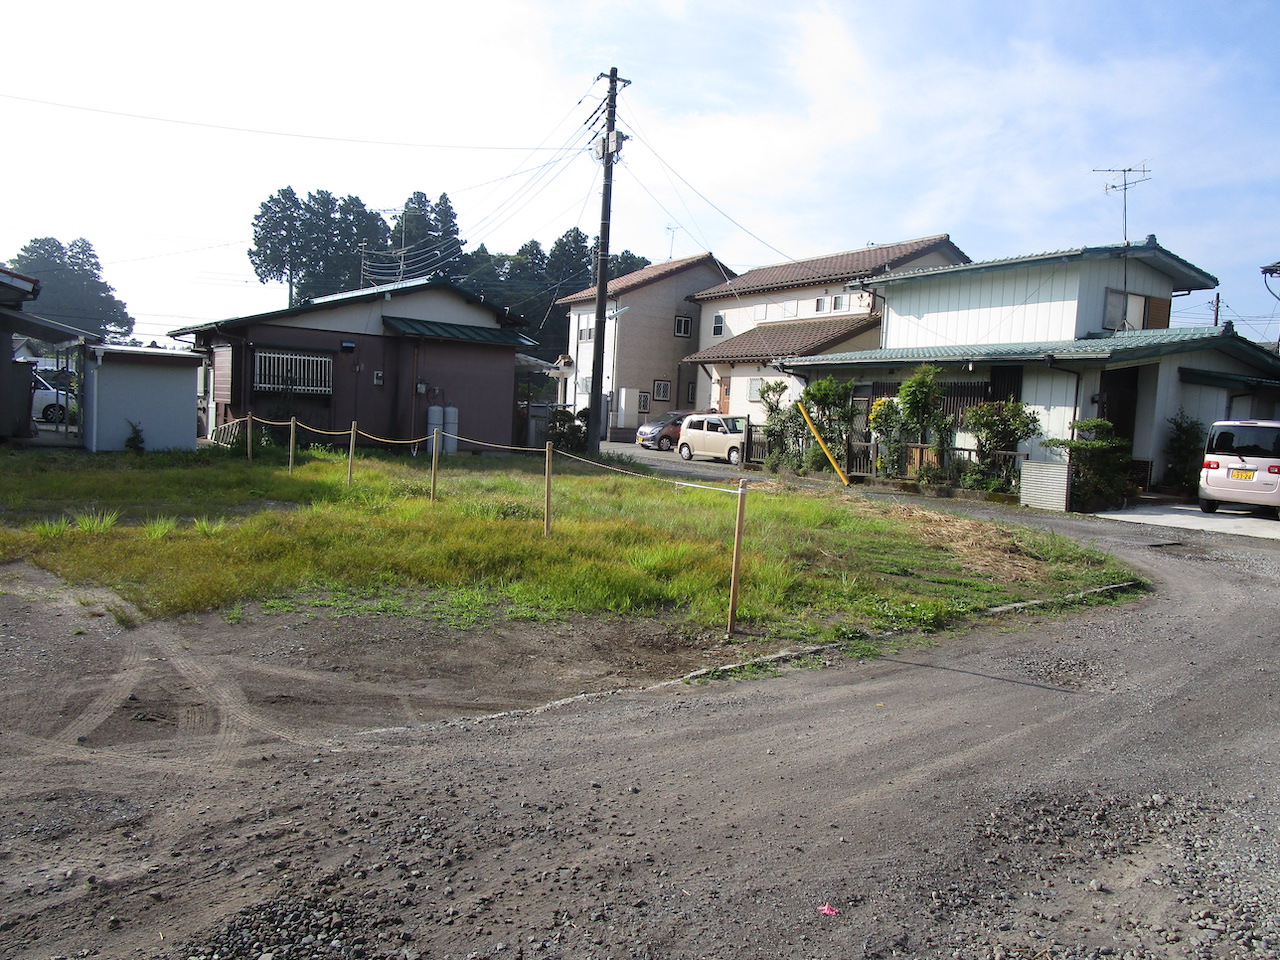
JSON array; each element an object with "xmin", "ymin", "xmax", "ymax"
[{"xmin": 1264, "ymin": 261, "xmax": 1280, "ymax": 303}]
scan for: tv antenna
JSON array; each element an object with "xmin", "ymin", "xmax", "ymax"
[
  {"xmin": 1093, "ymin": 164, "xmax": 1150, "ymax": 245},
  {"xmin": 665, "ymin": 225, "xmax": 680, "ymax": 259}
]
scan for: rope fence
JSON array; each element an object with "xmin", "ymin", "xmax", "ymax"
[{"xmin": 211, "ymin": 412, "xmax": 754, "ymax": 635}]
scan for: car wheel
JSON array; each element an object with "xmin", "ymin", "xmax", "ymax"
[
  {"xmin": 679, "ymin": 444, "xmax": 693, "ymax": 461},
  {"xmin": 42, "ymin": 403, "xmax": 66, "ymax": 423},
  {"xmin": 727, "ymin": 447, "xmax": 741, "ymax": 466},
  {"xmin": 1199, "ymin": 498, "xmax": 1218, "ymax": 514},
  {"xmin": 657, "ymin": 436, "xmax": 673, "ymax": 451}
]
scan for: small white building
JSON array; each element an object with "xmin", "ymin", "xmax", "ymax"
[{"xmin": 82, "ymin": 345, "xmax": 204, "ymax": 452}]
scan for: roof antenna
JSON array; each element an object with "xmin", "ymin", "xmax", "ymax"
[
  {"xmin": 1093, "ymin": 163, "xmax": 1151, "ymax": 246},
  {"xmin": 1094, "ymin": 163, "xmax": 1151, "ymax": 329}
]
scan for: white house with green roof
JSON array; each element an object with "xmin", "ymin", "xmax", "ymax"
[{"xmin": 781, "ymin": 236, "xmax": 1280, "ymax": 489}]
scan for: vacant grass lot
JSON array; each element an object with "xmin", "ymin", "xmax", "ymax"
[{"xmin": 0, "ymin": 445, "xmax": 1136, "ymax": 641}]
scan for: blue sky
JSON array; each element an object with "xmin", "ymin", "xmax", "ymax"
[{"xmin": 4, "ymin": 0, "xmax": 1277, "ymax": 344}]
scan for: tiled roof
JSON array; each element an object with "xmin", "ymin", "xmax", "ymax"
[
  {"xmin": 689, "ymin": 235, "xmax": 969, "ymax": 301},
  {"xmin": 556, "ymin": 253, "xmax": 736, "ymax": 305},
  {"xmin": 781, "ymin": 325, "xmax": 1277, "ymax": 370},
  {"xmin": 684, "ymin": 314, "xmax": 878, "ymax": 363}
]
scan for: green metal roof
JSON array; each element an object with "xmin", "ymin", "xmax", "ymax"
[
  {"xmin": 781, "ymin": 325, "xmax": 1280, "ymax": 374},
  {"xmin": 382, "ymin": 316, "xmax": 537, "ymax": 347},
  {"xmin": 868, "ymin": 237, "xmax": 1217, "ymax": 293}
]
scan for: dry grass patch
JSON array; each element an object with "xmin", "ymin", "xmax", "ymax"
[{"xmin": 889, "ymin": 503, "xmax": 1049, "ymax": 583}]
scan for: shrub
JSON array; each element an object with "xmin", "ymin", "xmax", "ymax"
[
  {"xmin": 1163, "ymin": 408, "xmax": 1206, "ymax": 492},
  {"xmin": 1044, "ymin": 418, "xmax": 1131, "ymax": 511},
  {"xmin": 962, "ymin": 400, "xmax": 1041, "ymax": 492},
  {"xmin": 546, "ymin": 409, "xmax": 587, "ymax": 453},
  {"xmin": 869, "ymin": 396, "xmax": 906, "ymax": 478}
]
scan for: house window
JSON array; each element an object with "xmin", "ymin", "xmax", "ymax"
[
  {"xmin": 748, "ymin": 378, "xmax": 764, "ymax": 402},
  {"xmin": 653, "ymin": 380, "xmax": 671, "ymax": 401},
  {"xmin": 674, "ymin": 315, "xmax": 692, "ymax": 338},
  {"xmin": 1104, "ymin": 290, "xmax": 1172, "ymax": 331},
  {"xmin": 686, "ymin": 381, "xmax": 697, "ymax": 404},
  {"xmin": 579, "ymin": 325, "xmax": 593, "ymax": 341},
  {"xmin": 753, "ymin": 304, "xmax": 768, "ymax": 321},
  {"xmin": 783, "ymin": 300, "xmax": 798, "ymax": 318},
  {"xmin": 638, "ymin": 391, "xmax": 651, "ymax": 414},
  {"xmin": 253, "ymin": 350, "xmax": 332, "ymax": 395},
  {"xmin": 832, "ymin": 294, "xmax": 846, "ymax": 311},
  {"xmin": 712, "ymin": 314, "xmax": 725, "ymax": 337},
  {"xmin": 815, "ymin": 297, "xmax": 829, "ymax": 312}
]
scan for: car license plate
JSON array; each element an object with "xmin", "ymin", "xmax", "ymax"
[{"xmin": 1229, "ymin": 468, "xmax": 1255, "ymax": 480}]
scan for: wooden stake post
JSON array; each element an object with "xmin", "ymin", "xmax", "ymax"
[
  {"xmin": 544, "ymin": 441, "xmax": 554, "ymax": 537},
  {"xmin": 727, "ymin": 477, "xmax": 748, "ymax": 637},
  {"xmin": 346, "ymin": 421, "xmax": 357, "ymax": 486}
]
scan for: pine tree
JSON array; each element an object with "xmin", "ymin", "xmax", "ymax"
[{"xmin": 8, "ymin": 237, "xmax": 134, "ymax": 342}]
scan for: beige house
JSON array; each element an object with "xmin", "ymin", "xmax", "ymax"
[
  {"xmin": 685, "ymin": 236, "xmax": 970, "ymax": 415},
  {"xmin": 556, "ymin": 253, "xmax": 735, "ymax": 439}
]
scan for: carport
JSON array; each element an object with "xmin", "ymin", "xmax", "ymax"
[{"xmin": 1, "ymin": 265, "xmax": 101, "ymax": 444}]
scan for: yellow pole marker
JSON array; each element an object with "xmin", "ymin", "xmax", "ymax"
[{"xmin": 797, "ymin": 402, "xmax": 851, "ymax": 486}]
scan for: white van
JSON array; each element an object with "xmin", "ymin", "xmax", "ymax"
[
  {"xmin": 678, "ymin": 414, "xmax": 747, "ymax": 465},
  {"xmin": 1199, "ymin": 420, "xmax": 1280, "ymax": 514}
]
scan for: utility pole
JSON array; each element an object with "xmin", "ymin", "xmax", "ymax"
[{"xmin": 586, "ymin": 68, "xmax": 629, "ymax": 456}]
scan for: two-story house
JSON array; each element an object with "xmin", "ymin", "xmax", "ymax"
[
  {"xmin": 780, "ymin": 235, "xmax": 1280, "ymax": 488},
  {"xmin": 556, "ymin": 253, "xmax": 735, "ymax": 439},
  {"xmin": 683, "ymin": 236, "xmax": 970, "ymax": 415}
]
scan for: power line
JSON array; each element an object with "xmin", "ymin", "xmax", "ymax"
[{"xmin": 1, "ymin": 92, "xmax": 570, "ymax": 151}]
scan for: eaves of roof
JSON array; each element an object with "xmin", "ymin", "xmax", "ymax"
[
  {"xmin": 169, "ymin": 277, "xmax": 526, "ymax": 337},
  {"xmin": 689, "ymin": 235, "xmax": 969, "ymax": 302},
  {"xmin": 383, "ymin": 316, "xmax": 538, "ymax": 347},
  {"xmin": 868, "ymin": 237, "xmax": 1217, "ymax": 293},
  {"xmin": 780, "ymin": 325, "xmax": 1280, "ymax": 374},
  {"xmin": 556, "ymin": 253, "xmax": 736, "ymax": 305},
  {"xmin": 684, "ymin": 314, "xmax": 878, "ymax": 364},
  {"xmin": 0, "ymin": 305, "xmax": 103, "ymax": 345}
]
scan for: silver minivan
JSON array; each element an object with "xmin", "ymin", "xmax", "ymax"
[{"xmin": 1199, "ymin": 419, "xmax": 1280, "ymax": 514}]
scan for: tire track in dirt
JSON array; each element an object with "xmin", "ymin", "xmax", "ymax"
[
  {"xmin": 142, "ymin": 624, "xmax": 332, "ymax": 754},
  {"xmin": 50, "ymin": 640, "xmax": 148, "ymax": 746}
]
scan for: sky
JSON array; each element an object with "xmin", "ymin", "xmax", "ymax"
[{"xmin": 4, "ymin": 0, "xmax": 1278, "ymax": 347}]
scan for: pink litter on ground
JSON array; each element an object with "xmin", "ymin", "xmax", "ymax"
[{"xmin": 819, "ymin": 902, "xmax": 840, "ymax": 916}]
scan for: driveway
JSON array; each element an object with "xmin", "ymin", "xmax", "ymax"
[{"xmin": 1095, "ymin": 500, "xmax": 1280, "ymax": 540}]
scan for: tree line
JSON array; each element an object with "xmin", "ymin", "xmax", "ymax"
[
  {"xmin": 3, "ymin": 237, "xmax": 135, "ymax": 344},
  {"xmin": 249, "ymin": 187, "xmax": 651, "ymax": 360}
]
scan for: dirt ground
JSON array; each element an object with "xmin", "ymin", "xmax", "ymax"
[{"xmin": 1, "ymin": 503, "xmax": 1278, "ymax": 960}]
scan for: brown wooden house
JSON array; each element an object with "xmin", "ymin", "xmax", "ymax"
[{"xmin": 170, "ymin": 278, "xmax": 536, "ymax": 448}]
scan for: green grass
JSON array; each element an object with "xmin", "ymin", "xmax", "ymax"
[{"xmin": 0, "ymin": 446, "xmax": 1140, "ymax": 639}]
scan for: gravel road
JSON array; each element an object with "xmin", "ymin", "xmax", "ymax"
[{"xmin": 3, "ymin": 496, "xmax": 1278, "ymax": 960}]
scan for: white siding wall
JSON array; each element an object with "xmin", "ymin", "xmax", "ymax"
[
  {"xmin": 697, "ymin": 287, "xmax": 876, "ymax": 348},
  {"xmin": 1021, "ymin": 366, "xmax": 1084, "ymax": 463},
  {"xmin": 1074, "ymin": 259, "xmax": 1175, "ymax": 335},
  {"xmin": 881, "ymin": 264, "xmax": 1082, "ymax": 349}
]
